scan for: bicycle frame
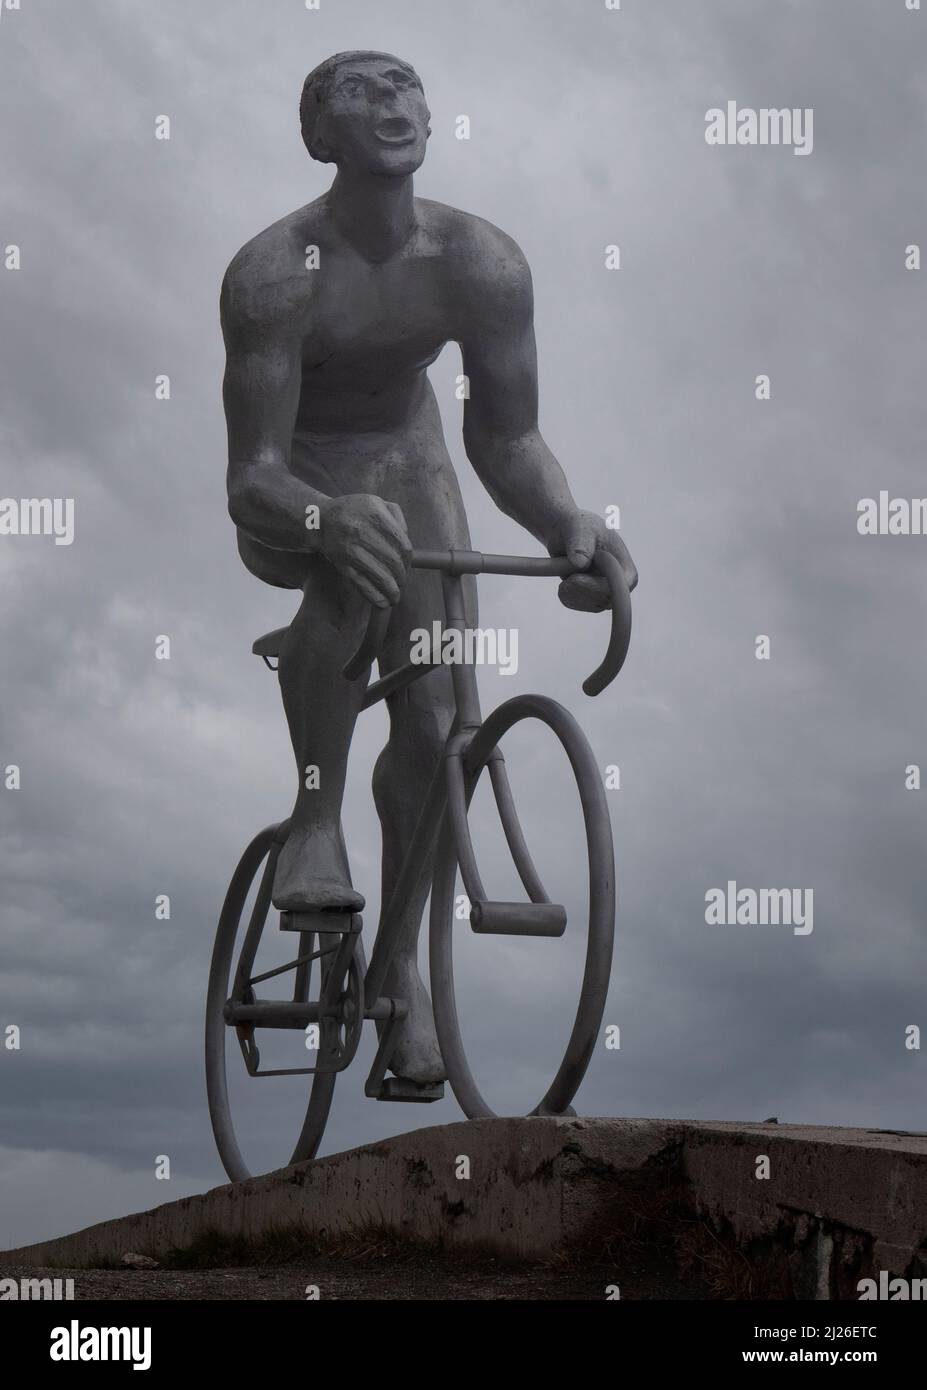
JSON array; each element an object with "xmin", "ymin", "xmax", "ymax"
[
  {"xmin": 209, "ymin": 545, "xmax": 630, "ymax": 1172},
  {"xmin": 348, "ymin": 547, "xmax": 631, "ymax": 1081}
]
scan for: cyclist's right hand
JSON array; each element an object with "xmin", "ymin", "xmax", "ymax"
[{"xmin": 319, "ymin": 493, "xmax": 412, "ymax": 608}]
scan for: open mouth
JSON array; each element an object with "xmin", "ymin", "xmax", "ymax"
[{"xmin": 375, "ymin": 116, "xmax": 417, "ymax": 145}]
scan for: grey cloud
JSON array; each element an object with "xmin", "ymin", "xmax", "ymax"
[{"xmin": 1, "ymin": 0, "xmax": 925, "ymax": 1245}]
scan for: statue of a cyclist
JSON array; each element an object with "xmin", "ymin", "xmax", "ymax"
[{"xmin": 221, "ymin": 51, "xmax": 637, "ymax": 1088}]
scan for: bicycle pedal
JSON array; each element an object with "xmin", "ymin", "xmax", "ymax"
[
  {"xmin": 279, "ymin": 909, "xmax": 362, "ymax": 934},
  {"xmin": 470, "ymin": 900, "xmax": 567, "ymax": 937},
  {"xmin": 375, "ymin": 1077, "xmax": 445, "ymax": 1103}
]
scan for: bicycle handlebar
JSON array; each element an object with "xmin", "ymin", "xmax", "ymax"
[{"xmin": 341, "ymin": 547, "xmax": 632, "ymax": 695}]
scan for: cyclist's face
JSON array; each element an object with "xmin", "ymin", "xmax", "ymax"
[{"xmin": 318, "ymin": 60, "xmax": 430, "ymax": 175}]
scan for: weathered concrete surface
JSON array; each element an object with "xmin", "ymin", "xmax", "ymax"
[
  {"xmin": 0, "ymin": 1118, "xmax": 675, "ymax": 1268},
  {"xmin": 2, "ymin": 1119, "xmax": 925, "ymax": 1298},
  {"xmin": 681, "ymin": 1122, "xmax": 927, "ymax": 1298}
]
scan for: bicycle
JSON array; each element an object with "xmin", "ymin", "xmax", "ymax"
[{"xmin": 206, "ymin": 546, "xmax": 632, "ymax": 1182}]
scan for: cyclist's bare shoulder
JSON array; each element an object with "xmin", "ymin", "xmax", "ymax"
[
  {"xmin": 220, "ymin": 198, "xmax": 329, "ymax": 337},
  {"xmin": 416, "ymin": 199, "xmax": 533, "ymax": 335}
]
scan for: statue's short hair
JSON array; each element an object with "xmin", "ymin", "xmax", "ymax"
[{"xmin": 299, "ymin": 51, "xmax": 424, "ymax": 162}]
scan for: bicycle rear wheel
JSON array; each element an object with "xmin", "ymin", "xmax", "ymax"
[
  {"xmin": 206, "ymin": 824, "xmax": 357, "ymax": 1182},
  {"xmin": 429, "ymin": 694, "xmax": 615, "ymax": 1119}
]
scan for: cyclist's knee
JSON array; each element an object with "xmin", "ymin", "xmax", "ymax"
[
  {"xmin": 401, "ymin": 691, "xmax": 454, "ymax": 761},
  {"xmin": 375, "ymin": 696, "xmax": 451, "ymax": 808}
]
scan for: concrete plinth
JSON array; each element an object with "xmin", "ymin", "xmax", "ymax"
[{"xmin": 2, "ymin": 1119, "xmax": 925, "ymax": 1299}]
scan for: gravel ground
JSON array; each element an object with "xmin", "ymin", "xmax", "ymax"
[{"xmin": 1, "ymin": 1253, "xmax": 713, "ymax": 1301}]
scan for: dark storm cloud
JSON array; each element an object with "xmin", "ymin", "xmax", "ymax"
[{"xmin": 1, "ymin": 0, "xmax": 925, "ymax": 1245}]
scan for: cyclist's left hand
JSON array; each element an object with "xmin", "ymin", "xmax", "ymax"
[{"xmin": 549, "ymin": 510, "xmax": 638, "ymax": 613}]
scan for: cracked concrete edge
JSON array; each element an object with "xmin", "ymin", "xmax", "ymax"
[
  {"xmin": 1, "ymin": 1118, "xmax": 925, "ymax": 1272},
  {"xmin": 681, "ymin": 1124, "xmax": 927, "ymax": 1280}
]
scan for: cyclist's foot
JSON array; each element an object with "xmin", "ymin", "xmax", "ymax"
[
  {"xmin": 383, "ymin": 956, "xmax": 447, "ymax": 1086},
  {"xmin": 272, "ymin": 828, "xmax": 365, "ymax": 913}
]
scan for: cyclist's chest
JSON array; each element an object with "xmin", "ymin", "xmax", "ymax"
[{"xmin": 301, "ymin": 258, "xmax": 451, "ymax": 381}]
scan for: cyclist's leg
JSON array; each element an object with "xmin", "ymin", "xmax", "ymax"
[
  {"xmin": 370, "ymin": 563, "xmax": 477, "ymax": 1084},
  {"xmin": 244, "ymin": 538, "xmax": 370, "ymax": 912}
]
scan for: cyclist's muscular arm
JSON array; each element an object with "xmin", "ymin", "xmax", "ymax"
[
  {"xmin": 457, "ymin": 222, "xmax": 637, "ymax": 608},
  {"xmin": 221, "ymin": 252, "xmax": 325, "ymax": 552},
  {"xmin": 221, "ymin": 250, "xmax": 410, "ymax": 607},
  {"xmin": 457, "ymin": 228, "xmax": 574, "ymax": 548}
]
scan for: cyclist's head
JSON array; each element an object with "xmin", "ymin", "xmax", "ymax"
[{"xmin": 299, "ymin": 52, "xmax": 429, "ymax": 175}]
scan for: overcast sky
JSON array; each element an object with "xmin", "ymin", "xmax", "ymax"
[{"xmin": 1, "ymin": 0, "xmax": 926, "ymax": 1250}]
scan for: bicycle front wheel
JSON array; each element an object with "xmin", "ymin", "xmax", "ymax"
[{"xmin": 429, "ymin": 694, "xmax": 615, "ymax": 1119}]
